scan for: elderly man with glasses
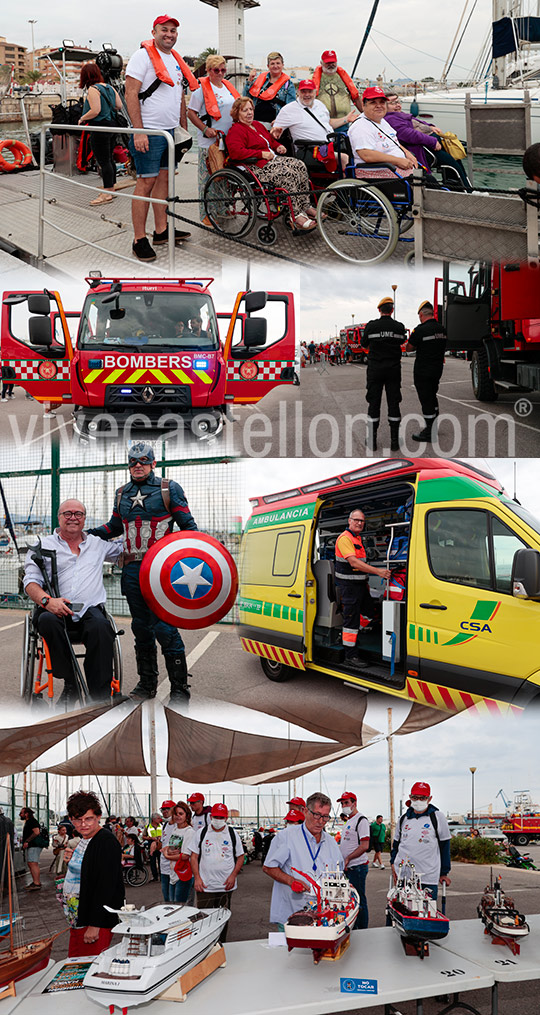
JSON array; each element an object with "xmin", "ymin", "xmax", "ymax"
[
  {"xmin": 89, "ymin": 442, "xmax": 198, "ymax": 702},
  {"xmin": 263, "ymin": 792, "xmax": 342, "ymax": 930},
  {"xmin": 23, "ymin": 498, "xmax": 123, "ymax": 704}
]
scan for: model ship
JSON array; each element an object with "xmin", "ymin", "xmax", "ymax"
[
  {"xmin": 84, "ymin": 903, "xmax": 230, "ymax": 1011},
  {"xmin": 386, "ymin": 862, "xmax": 449, "ymax": 958},
  {"xmin": 284, "ymin": 867, "xmax": 360, "ymax": 964},
  {"xmin": 477, "ymin": 873, "xmax": 530, "ymax": 955},
  {"xmin": 0, "ymin": 835, "xmax": 57, "ymax": 999}
]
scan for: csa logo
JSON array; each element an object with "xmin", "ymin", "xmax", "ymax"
[{"xmin": 442, "ymin": 600, "xmax": 501, "ymax": 646}]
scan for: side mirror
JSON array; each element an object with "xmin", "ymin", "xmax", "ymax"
[
  {"xmin": 29, "ymin": 317, "xmax": 53, "ymax": 347},
  {"xmin": 511, "ymin": 547, "xmax": 540, "ymax": 600},
  {"xmin": 245, "ymin": 291, "xmax": 267, "ymax": 314},
  {"xmin": 244, "ymin": 318, "xmax": 266, "ymax": 348},
  {"xmin": 27, "ymin": 294, "xmax": 51, "ymax": 316}
]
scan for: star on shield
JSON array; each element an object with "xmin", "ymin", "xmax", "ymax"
[
  {"xmin": 130, "ymin": 488, "xmax": 148, "ymax": 509},
  {"xmin": 171, "ymin": 560, "xmax": 212, "ymax": 598}
]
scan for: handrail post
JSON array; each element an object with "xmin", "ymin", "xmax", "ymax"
[
  {"xmin": 38, "ymin": 124, "xmax": 46, "ymax": 260},
  {"xmin": 166, "ymin": 131, "xmax": 175, "ymax": 274}
]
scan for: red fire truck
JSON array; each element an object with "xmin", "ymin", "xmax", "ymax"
[
  {"xmin": 1, "ymin": 276, "xmax": 296, "ymax": 438},
  {"xmin": 436, "ymin": 261, "xmax": 540, "ymax": 401},
  {"xmin": 501, "ymin": 814, "xmax": 540, "ymax": 846},
  {"xmin": 342, "ymin": 324, "xmax": 368, "ymax": 362}
]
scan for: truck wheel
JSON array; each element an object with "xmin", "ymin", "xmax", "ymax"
[
  {"xmin": 260, "ymin": 657, "xmax": 294, "ymax": 682},
  {"xmin": 471, "ymin": 349, "xmax": 497, "ymax": 402},
  {"xmin": 516, "ymin": 834, "xmax": 529, "ymax": 847}
]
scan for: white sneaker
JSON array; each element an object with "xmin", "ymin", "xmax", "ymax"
[
  {"xmin": 379, "ymin": 863, "xmax": 386, "ymax": 869},
  {"xmin": 1, "ymin": 397, "xmax": 7, "ymax": 402},
  {"xmin": 372, "ymin": 862, "xmax": 380, "ymax": 868}
]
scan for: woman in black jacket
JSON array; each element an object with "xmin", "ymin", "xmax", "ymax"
[{"xmin": 63, "ymin": 791, "xmax": 124, "ymax": 956}]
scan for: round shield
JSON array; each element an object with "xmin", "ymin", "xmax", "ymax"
[{"xmin": 139, "ymin": 531, "xmax": 238, "ymax": 629}]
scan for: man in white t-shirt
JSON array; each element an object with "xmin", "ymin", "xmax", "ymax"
[
  {"xmin": 125, "ymin": 15, "xmax": 191, "ymax": 261},
  {"xmin": 348, "ymin": 86, "xmax": 417, "ymax": 179},
  {"xmin": 337, "ymin": 791, "xmax": 370, "ymax": 929},
  {"xmin": 390, "ymin": 781, "xmax": 451, "ymax": 900},
  {"xmin": 190, "ymin": 803, "xmax": 244, "ymax": 942},
  {"xmin": 271, "ymin": 79, "xmax": 358, "ymax": 147},
  {"xmin": 187, "ymin": 792, "xmax": 212, "ymax": 834}
]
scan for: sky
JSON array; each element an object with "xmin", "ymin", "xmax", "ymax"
[{"xmin": 6, "ymin": 1, "xmax": 494, "ymax": 83}]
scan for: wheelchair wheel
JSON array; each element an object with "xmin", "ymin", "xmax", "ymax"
[
  {"xmin": 204, "ymin": 169, "xmax": 256, "ymax": 237},
  {"xmin": 125, "ymin": 865, "xmax": 149, "ymax": 887},
  {"xmin": 317, "ymin": 180, "xmax": 399, "ymax": 264},
  {"xmin": 106, "ymin": 610, "xmax": 123, "ymax": 697},
  {"xmin": 257, "ymin": 223, "xmax": 277, "ymax": 245},
  {"xmin": 21, "ymin": 613, "xmax": 39, "ymax": 703}
]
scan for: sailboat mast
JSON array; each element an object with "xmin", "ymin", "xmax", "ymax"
[{"xmin": 7, "ymin": 835, "xmax": 13, "ymax": 953}]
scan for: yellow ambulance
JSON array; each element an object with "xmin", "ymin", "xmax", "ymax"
[{"xmin": 238, "ymin": 459, "xmax": 540, "ymax": 715}]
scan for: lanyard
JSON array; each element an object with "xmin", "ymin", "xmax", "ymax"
[{"xmin": 301, "ymin": 824, "xmax": 323, "ymax": 872}]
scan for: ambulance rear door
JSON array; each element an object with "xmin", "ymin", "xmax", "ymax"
[
  {"xmin": 1, "ymin": 291, "xmax": 74, "ymax": 403},
  {"xmin": 223, "ymin": 291, "xmax": 296, "ymax": 403}
]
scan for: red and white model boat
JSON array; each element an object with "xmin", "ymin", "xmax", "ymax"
[
  {"xmin": 284, "ymin": 867, "xmax": 359, "ymax": 964},
  {"xmin": 478, "ymin": 874, "xmax": 530, "ymax": 956}
]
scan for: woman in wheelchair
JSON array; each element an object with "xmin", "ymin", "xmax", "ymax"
[
  {"xmin": 348, "ymin": 86, "xmax": 418, "ymax": 180},
  {"xmin": 385, "ymin": 93, "xmax": 472, "ymax": 192},
  {"xmin": 226, "ymin": 97, "xmax": 317, "ymax": 232}
]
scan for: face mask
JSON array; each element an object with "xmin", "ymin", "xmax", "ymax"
[
  {"xmin": 411, "ymin": 798, "xmax": 428, "ymax": 813},
  {"xmin": 341, "ymin": 806, "xmax": 353, "ymax": 817},
  {"xmin": 212, "ymin": 819, "xmax": 226, "ymax": 830}
]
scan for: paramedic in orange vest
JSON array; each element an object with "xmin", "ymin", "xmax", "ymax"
[
  {"xmin": 244, "ymin": 52, "xmax": 297, "ymax": 125},
  {"xmin": 187, "ymin": 55, "xmax": 239, "ymax": 225},
  {"xmin": 334, "ymin": 509, "xmax": 390, "ymax": 669},
  {"xmin": 125, "ymin": 15, "xmax": 197, "ymax": 262},
  {"xmin": 313, "ymin": 51, "xmax": 363, "ymax": 132}
]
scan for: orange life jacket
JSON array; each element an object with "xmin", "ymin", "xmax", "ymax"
[
  {"xmin": 249, "ymin": 71, "xmax": 290, "ymax": 101},
  {"xmin": 140, "ymin": 40, "xmax": 199, "ymax": 93},
  {"xmin": 200, "ymin": 76, "xmax": 240, "ymax": 120},
  {"xmin": 313, "ymin": 65, "xmax": 359, "ymax": 102}
]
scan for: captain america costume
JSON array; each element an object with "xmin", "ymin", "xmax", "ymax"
[{"xmin": 89, "ymin": 455, "xmax": 198, "ymax": 701}]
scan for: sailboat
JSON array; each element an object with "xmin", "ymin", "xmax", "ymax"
[{"xmin": 0, "ymin": 835, "xmax": 58, "ymax": 998}]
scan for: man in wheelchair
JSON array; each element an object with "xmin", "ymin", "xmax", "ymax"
[
  {"xmin": 23, "ymin": 499, "xmax": 123, "ymax": 704},
  {"xmin": 348, "ymin": 86, "xmax": 418, "ymax": 180}
]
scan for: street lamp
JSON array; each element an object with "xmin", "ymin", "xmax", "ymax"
[
  {"xmin": 470, "ymin": 766, "xmax": 477, "ymax": 831},
  {"xmin": 392, "ymin": 284, "xmax": 398, "ymax": 318},
  {"xmin": 28, "ymin": 20, "xmax": 37, "ymax": 72},
  {"xmin": 351, "ymin": 313, "xmax": 355, "ymax": 330}
]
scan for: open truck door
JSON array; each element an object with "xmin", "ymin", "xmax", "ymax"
[
  {"xmin": 1, "ymin": 291, "xmax": 75, "ymax": 404},
  {"xmin": 223, "ymin": 291, "xmax": 296, "ymax": 404}
]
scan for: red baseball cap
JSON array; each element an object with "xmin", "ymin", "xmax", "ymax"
[
  {"xmin": 298, "ymin": 79, "xmax": 316, "ymax": 91},
  {"xmin": 321, "ymin": 50, "xmax": 337, "ymax": 64},
  {"xmin": 337, "ymin": 791, "xmax": 357, "ymax": 803},
  {"xmin": 362, "ymin": 86, "xmax": 388, "ymax": 101},
  {"xmin": 160, "ymin": 800, "xmax": 175, "ymax": 809},
  {"xmin": 285, "ymin": 809, "xmax": 305, "ymax": 823},
  {"xmin": 188, "ymin": 793, "xmax": 204, "ymax": 803},
  {"xmin": 287, "ymin": 796, "xmax": 306, "ymax": 808},
  {"xmin": 410, "ymin": 782, "xmax": 431, "ymax": 797},
  {"xmin": 211, "ymin": 803, "xmax": 228, "ymax": 818},
  {"xmin": 153, "ymin": 15, "xmax": 179, "ymax": 28}
]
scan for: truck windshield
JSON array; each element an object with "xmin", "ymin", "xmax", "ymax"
[
  {"xmin": 504, "ymin": 500, "xmax": 540, "ymax": 538},
  {"xmin": 78, "ymin": 292, "xmax": 220, "ymax": 351}
]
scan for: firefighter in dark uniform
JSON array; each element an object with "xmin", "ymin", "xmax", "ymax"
[
  {"xmin": 89, "ymin": 443, "xmax": 198, "ymax": 702},
  {"xmin": 363, "ymin": 296, "xmax": 407, "ymax": 452},
  {"xmin": 334, "ymin": 509, "xmax": 391, "ymax": 669},
  {"xmin": 406, "ymin": 300, "xmax": 447, "ymax": 443}
]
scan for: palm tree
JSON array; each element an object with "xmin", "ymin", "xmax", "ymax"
[{"xmin": 195, "ymin": 46, "xmax": 217, "ymax": 71}]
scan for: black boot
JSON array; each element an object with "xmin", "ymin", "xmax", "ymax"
[
  {"xmin": 389, "ymin": 422, "xmax": 401, "ymax": 452},
  {"xmin": 166, "ymin": 653, "xmax": 192, "ymax": 703},
  {"xmin": 130, "ymin": 645, "xmax": 158, "ymax": 700},
  {"xmin": 366, "ymin": 421, "xmax": 379, "ymax": 452},
  {"xmin": 412, "ymin": 417, "xmax": 434, "ymax": 443}
]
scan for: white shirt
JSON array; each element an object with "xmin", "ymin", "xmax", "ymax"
[
  {"xmin": 191, "ymin": 811, "xmax": 209, "ymax": 835},
  {"xmin": 272, "ymin": 98, "xmax": 331, "ymax": 143},
  {"xmin": 348, "ymin": 114, "xmax": 403, "ymax": 165},
  {"xmin": 23, "ymin": 530, "xmax": 123, "ymax": 620},
  {"xmin": 193, "ymin": 825, "xmax": 244, "ymax": 892},
  {"xmin": 265, "ymin": 824, "xmax": 343, "ymax": 924},
  {"xmin": 159, "ymin": 819, "xmax": 175, "ymax": 876},
  {"xmin": 167, "ymin": 825, "xmax": 197, "ymax": 885},
  {"xmin": 188, "ymin": 83, "xmax": 235, "ymax": 149},
  {"xmin": 126, "ymin": 47, "xmax": 184, "ymax": 129},
  {"xmin": 393, "ymin": 808, "xmax": 450, "ymax": 885},
  {"xmin": 339, "ymin": 812, "xmax": 370, "ymax": 868}
]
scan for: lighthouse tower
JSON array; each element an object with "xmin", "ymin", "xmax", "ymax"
[{"xmin": 199, "ymin": 0, "xmax": 260, "ymax": 79}]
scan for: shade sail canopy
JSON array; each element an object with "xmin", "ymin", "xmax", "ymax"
[
  {"xmin": 0, "ymin": 704, "xmax": 110, "ymax": 776},
  {"xmin": 40, "ymin": 706, "xmax": 149, "ymax": 776}
]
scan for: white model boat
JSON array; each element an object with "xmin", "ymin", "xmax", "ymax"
[
  {"xmin": 84, "ymin": 903, "xmax": 229, "ymax": 1011},
  {"xmin": 386, "ymin": 863, "xmax": 449, "ymax": 958},
  {"xmin": 284, "ymin": 868, "xmax": 360, "ymax": 964},
  {"xmin": 477, "ymin": 874, "xmax": 529, "ymax": 954}
]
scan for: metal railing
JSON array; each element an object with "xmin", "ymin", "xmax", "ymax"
[{"xmin": 38, "ymin": 122, "xmax": 176, "ymax": 271}]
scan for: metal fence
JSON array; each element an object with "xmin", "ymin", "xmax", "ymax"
[
  {"xmin": 465, "ymin": 91, "xmax": 532, "ymax": 188},
  {"xmin": 0, "ymin": 441, "xmax": 244, "ymax": 619}
]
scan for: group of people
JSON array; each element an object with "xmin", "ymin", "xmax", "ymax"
[{"xmin": 76, "ymin": 21, "xmax": 470, "ymax": 256}]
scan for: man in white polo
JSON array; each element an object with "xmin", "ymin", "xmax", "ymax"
[
  {"xmin": 271, "ymin": 80, "xmax": 357, "ymax": 148},
  {"xmin": 263, "ymin": 791, "xmax": 343, "ymax": 929},
  {"xmin": 337, "ymin": 790, "xmax": 370, "ymax": 929}
]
